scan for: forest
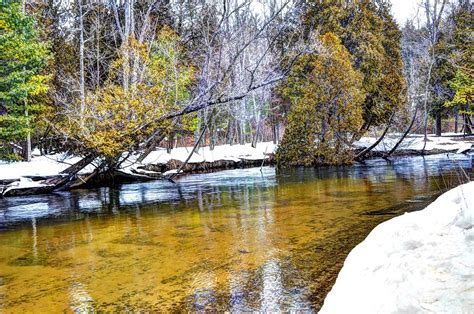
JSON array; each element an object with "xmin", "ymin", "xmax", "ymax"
[
  {"xmin": 1, "ymin": 0, "xmax": 474, "ymax": 312},
  {"xmin": 1, "ymin": 0, "xmax": 471, "ymax": 175}
]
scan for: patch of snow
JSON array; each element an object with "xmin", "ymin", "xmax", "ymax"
[
  {"xmin": 354, "ymin": 134, "xmax": 473, "ymax": 153},
  {"xmin": 163, "ymin": 169, "xmax": 182, "ymax": 176},
  {"xmin": 140, "ymin": 141, "xmax": 276, "ymax": 165},
  {"xmin": 7, "ymin": 177, "xmax": 45, "ymax": 188},
  {"xmin": 0, "ymin": 142, "xmax": 276, "ymax": 181},
  {"xmin": 132, "ymin": 168, "xmax": 160, "ymax": 175},
  {"xmin": 320, "ymin": 182, "xmax": 474, "ymax": 313},
  {"xmin": 456, "ymin": 143, "xmax": 473, "ymax": 154},
  {"xmin": 0, "ymin": 154, "xmax": 87, "ymax": 180},
  {"xmin": 2, "ymin": 177, "xmax": 53, "ymax": 195}
]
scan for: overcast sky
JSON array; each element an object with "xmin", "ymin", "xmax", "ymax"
[{"xmin": 391, "ymin": 0, "xmax": 422, "ymax": 25}]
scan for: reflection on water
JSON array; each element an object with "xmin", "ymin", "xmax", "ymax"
[
  {"xmin": 69, "ymin": 281, "xmax": 94, "ymax": 312},
  {"xmin": 0, "ymin": 154, "xmax": 471, "ymax": 312}
]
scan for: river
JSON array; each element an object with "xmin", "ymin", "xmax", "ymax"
[{"xmin": 0, "ymin": 154, "xmax": 471, "ymax": 312}]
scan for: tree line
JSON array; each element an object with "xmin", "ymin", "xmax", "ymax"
[{"xmin": 0, "ymin": 0, "xmax": 472, "ymax": 171}]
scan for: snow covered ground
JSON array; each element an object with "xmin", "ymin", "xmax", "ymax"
[
  {"xmin": 0, "ymin": 153, "xmax": 87, "ymax": 181},
  {"xmin": 139, "ymin": 141, "xmax": 276, "ymax": 164},
  {"xmin": 354, "ymin": 133, "xmax": 473, "ymax": 152},
  {"xmin": 320, "ymin": 182, "xmax": 474, "ymax": 313},
  {"xmin": 0, "ymin": 142, "xmax": 276, "ymax": 182},
  {"xmin": 1, "ymin": 134, "xmax": 472, "ymax": 185}
]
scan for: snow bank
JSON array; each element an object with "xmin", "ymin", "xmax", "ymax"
[
  {"xmin": 1, "ymin": 177, "xmax": 54, "ymax": 195},
  {"xmin": 320, "ymin": 182, "xmax": 474, "ymax": 313},
  {"xmin": 0, "ymin": 154, "xmax": 85, "ymax": 181},
  {"xmin": 0, "ymin": 142, "xmax": 276, "ymax": 181},
  {"xmin": 354, "ymin": 134, "xmax": 473, "ymax": 152},
  {"xmin": 139, "ymin": 141, "xmax": 276, "ymax": 165}
]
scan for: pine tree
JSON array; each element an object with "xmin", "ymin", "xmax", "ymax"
[{"xmin": 0, "ymin": 2, "xmax": 50, "ymax": 160}]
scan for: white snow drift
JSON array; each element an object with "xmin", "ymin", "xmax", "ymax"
[
  {"xmin": 320, "ymin": 182, "xmax": 474, "ymax": 313},
  {"xmin": 0, "ymin": 142, "xmax": 276, "ymax": 182},
  {"xmin": 354, "ymin": 134, "xmax": 473, "ymax": 153}
]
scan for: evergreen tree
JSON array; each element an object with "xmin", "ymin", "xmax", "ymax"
[
  {"xmin": 303, "ymin": 0, "xmax": 406, "ymax": 130},
  {"xmin": 443, "ymin": 0, "xmax": 473, "ymax": 133},
  {"xmin": 0, "ymin": 2, "xmax": 49, "ymax": 160},
  {"xmin": 276, "ymin": 33, "xmax": 365, "ymax": 167}
]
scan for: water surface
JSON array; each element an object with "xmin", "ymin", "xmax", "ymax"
[{"xmin": 0, "ymin": 154, "xmax": 471, "ymax": 312}]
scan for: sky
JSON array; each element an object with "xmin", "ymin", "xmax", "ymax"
[{"xmin": 391, "ymin": 0, "xmax": 421, "ymax": 25}]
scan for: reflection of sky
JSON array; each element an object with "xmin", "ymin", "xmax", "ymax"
[
  {"xmin": 189, "ymin": 268, "xmax": 217, "ymax": 311},
  {"xmin": 229, "ymin": 271, "xmax": 251, "ymax": 312},
  {"xmin": 261, "ymin": 259, "xmax": 283, "ymax": 311},
  {"xmin": 69, "ymin": 281, "xmax": 94, "ymax": 312},
  {"xmin": 0, "ymin": 155, "xmax": 471, "ymax": 229}
]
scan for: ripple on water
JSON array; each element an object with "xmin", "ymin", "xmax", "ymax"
[{"xmin": 0, "ymin": 155, "xmax": 471, "ymax": 311}]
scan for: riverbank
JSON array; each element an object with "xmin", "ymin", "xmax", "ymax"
[
  {"xmin": 320, "ymin": 181, "xmax": 474, "ymax": 313},
  {"xmin": 354, "ymin": 133, "xmax": 474, "ymax": 156},
  {"xmin": 0, "ymin": 141, "xmax": 276, "ymax": 183},
  {"xmin": 1, "ymin": 134, "xmax": 472, "ymax": 197},
  {"xmin": 0, "ymin": 142, "xmax": 276, "ymax": 196}
]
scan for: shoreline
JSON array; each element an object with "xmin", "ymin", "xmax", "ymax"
[
  {"xmin": 320, "ymin": 181, "xmax": 474, "ymax": 313},
  {"xmin": 1, "ymin": 134, "xmax": 473, "ymax": 197}
]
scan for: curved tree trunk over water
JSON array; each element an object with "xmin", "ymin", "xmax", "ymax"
[
  {"xmin": 384, "ymin": 108, "xmax": 418, "ymax": 159},
  {"xmin": 355, "ymin": 111, "xmax": 395, "ymax": 162}
]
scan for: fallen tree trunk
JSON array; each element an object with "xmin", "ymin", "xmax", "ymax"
[{"xmin": 1, "ymin": 153, "xmax": 97, "ymax": 197}]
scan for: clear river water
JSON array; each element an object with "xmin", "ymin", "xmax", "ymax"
[{"xmin": 0, "ymin": 154, "xmax": 472, "ymax": 312}]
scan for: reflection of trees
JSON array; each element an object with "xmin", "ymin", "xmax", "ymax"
[
  {"xmin": 1, "ymin": 155, "xmax": 471, "ymax": 235},
  {"xmin": 6, "ymin": 156, "xmax": 473, "ymax": 311}
]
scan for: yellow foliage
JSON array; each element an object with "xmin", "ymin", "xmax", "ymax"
[{"xmin": 64, "ymin": 27, "xmax": 194, "ymax": 157}]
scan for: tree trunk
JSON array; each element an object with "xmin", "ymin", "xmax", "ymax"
[
  {"xmin": 276, "ymin": 123, "xmax": 280, "ymax": 143},
  {"xmin": 122, "ymin": 0, "xmax": 131, "ymax": 98},
  {"xmin": 384, "ymin": 108, "xmax": 418, "ymax": 158},
  {"xmin": 465, "ymin": 114, "xmax": 472, "ymax": 135},
  {"xmin": 137, "ymin": 133, "xmax": 166, "ymax": 163},
  {"xmin": 435, "ymin": 112, "xmax": 442, "ymax": 136},
  {"xmin": 421, "ymin": 60, "xmax": 434, "ymax": 154},
  {"xmin": 78, "ymin": 0, "xmax": 86, "ymax": 128},
  {"xmin": 355, "ymin": 111, "xmax": 395, "ymax": 161},
  {"xmin": 272, "ymin": 123, "xmax": 278, "ymax": 144},
  {"xmin": 21, "ymin": 3, "xmax": 31, "ymax": 162},
  {"xmin": 226, "ymin": 119, "xmax": 234, "ymax": 145},
  {"xmin": 23, "ymin": 108, "xmax": 31, "ymax": 161},
  {"xmin": 209, "ymin": 123, "xmax": 216, "ymax": 151},
  {"xmin": 454, "ymin": 110, "xmax": 459, "ymax": 133},
  {"xmin": 167, "ymin": 133, "xmax": 173, "ymax": 153},
  {"xmin": 168, "ymin": 122, "xmax": 208, "ymax": 180},
  {"xmin": 251, "ymin": 119, "xmax": 261, "ymax": 148},
  {"xmin": 239, "ymin": 120, "xmax": 245, "ymax": 145}
]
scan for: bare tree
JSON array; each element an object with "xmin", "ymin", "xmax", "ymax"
[{"xmin": 420, "ymin": 0, "xmax": 447, "ymax": 153}]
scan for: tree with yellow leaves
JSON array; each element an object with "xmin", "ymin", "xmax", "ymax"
[{"xmin": 58, "ymin": 26, "xmax": 194, "ymax": 165}]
